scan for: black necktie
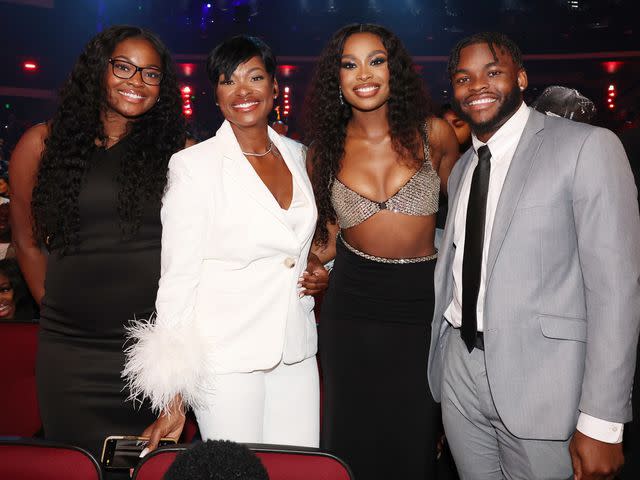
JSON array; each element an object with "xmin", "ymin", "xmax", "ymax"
[{"xmin": 462, "ymin": 145, "xmax": 492, "ymax": 352}]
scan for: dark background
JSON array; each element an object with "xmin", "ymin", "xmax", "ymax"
[{"xmin": 1, "ymin": 0, "xmax": 638, "ymax": 141}]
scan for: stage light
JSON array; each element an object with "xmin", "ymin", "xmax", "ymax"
[
  {"xmin": 179, "ymin": 63, "xmax": 196, "ymax": 77},
  {"xmin": 606, "ymin": 83, "xmax": 617, "ymax": 111},
  {"xmin": 23, "ymin": 61, "xmax": 38, "ymax": 72},
  {"xmin": 284, "ymin": 86, "xmax": 290, "ymax": 93},
  {"xmin": 277, "ymin": 65, "xmax": 297, "ymax": 78},
  {"xmin": 181, "ymin": 85, "xmax": 194, "ymax": 118},
  {"xmin": 602, "ymin": 61, "xmax": 623, "ymax": 74},
  {"xmin": 206, "ymin": 2, "xmax": 211, "ymax": 7}
]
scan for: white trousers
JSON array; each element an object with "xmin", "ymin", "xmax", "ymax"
[{"xmin": 194, "ymin": 355, "xmax": 320, "ymax": 447}]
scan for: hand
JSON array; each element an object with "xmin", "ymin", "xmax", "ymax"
[
  {"xmin": 140, "ymin": 396, "xmax": 185, "ymax": 456},
  {"xmin": 569, "ymin": 430, "xmax": 624, "ymax": 480},
  {"xmin": 298, "ymin": 253, "xmax": 329, "ymax": 296}
]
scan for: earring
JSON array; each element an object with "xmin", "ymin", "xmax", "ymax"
[
  {"xmin": 339, "ymin": 87, "xmax": 344, "ymax": 106},
  {"xmin": 156, "ymin": 97, "xmax": 160, "ymax": 103}
]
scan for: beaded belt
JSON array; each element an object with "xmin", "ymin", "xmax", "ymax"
[{"xmin": 339, "ymin": 233, "xmax": 438, "ymax": 264}]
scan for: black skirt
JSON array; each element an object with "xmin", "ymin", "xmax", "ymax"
[{"xmin": 319, "ymin": 237, "xmax": 439, "ymax": 480}]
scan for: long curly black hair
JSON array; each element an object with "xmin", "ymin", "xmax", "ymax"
[
  {"xmin": 32, "ymin": 25, "xmax": 186, "ymax": 253},
  {"xmin": 304, "ymin": 23, "xmax": 431, "ymax": 246}
]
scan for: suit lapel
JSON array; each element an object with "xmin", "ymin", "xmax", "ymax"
[
  {"xmin": 434, "ymin": 149, "xmax": 474, "ymax": 317},
  {"xmin": 485, "ymin": 110, "xmax": 545, "ymax": 285},
  {"xmin": 218, "ymin": 121, "xmax": 293, "ymax": 236},
  {"xmin": 270, "ymin": 132, "xmax": 317, "ymax": 244}
]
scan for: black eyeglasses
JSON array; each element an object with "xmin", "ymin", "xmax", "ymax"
[{"xmin": 108, "ymin": 58, "xmax": 164, "ymax": 86}]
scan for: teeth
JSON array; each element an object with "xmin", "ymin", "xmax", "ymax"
[
  {"xmin": 468, "ymin": 98, "xmax": 496, "ymax": 106},
  {"xmin": 234, "ymin": 102, "xmax": 259, "ymax": 108},
  {"xmin": 355, "ymin": 86, "xmax": 379, "ymax": 93},
  {"xmin": 119, "ymin": 91, "xmax": 144, "ymax": 99}
]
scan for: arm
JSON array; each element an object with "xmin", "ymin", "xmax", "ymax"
[
  {"xmin": 569, "ymin": 127, "xmax": 640, "ymax": 478},
  {"xmin": 9, "ymin": 124, "xmax": 48, "ymax": 305},
  {"xmin": 428, "ymin": 117, "xmax": 460, "ymax": 196},
  {"xmin": 123, "ymin": 152, "xmax": 212, "ymax": 418}
]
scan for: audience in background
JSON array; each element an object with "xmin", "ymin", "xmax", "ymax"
[
  {"xmin": 439, "ymin": 103, "xmax": 472, "ymax": 151},
  {"xmin": 270, "ymin": 119, "xmax": 288, "ymax": 136},
  {"xmin": 0, "ymin": 258, "xmax": 36, "ymax": 321},
  {"xmin": 0, "ymin": 203, "xmax": 12, "ymax": 259},
  {"xmin": 531, "ymin": 85, "xmax": 596, "ymax": 123}
]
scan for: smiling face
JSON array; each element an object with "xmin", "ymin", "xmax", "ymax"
[
  {"xmin": 215, "ymin": 55, "xmax": 277, "ymax": 130},
  {"xmin": 451, "ymin": 42, "xmax": 527, "ymax": 142},
  {"xmin": 339, "ymin": 32, "xmax": 391, "ymax": 113},
  {"xmin": 0, "ymin": 273, "xmax": 15, "ymax": 320},
  {"xmin": 104, "ymin": 37, "xmax": 162, "ymax": 120}
]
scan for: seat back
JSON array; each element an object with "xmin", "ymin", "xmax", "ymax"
[
  {"xmin": 133, "ymin": 446, "xmax": 183, "ymax": 480},
  {"xmin": 0, "ymin": 439, "xmax": 102, "ymax": 480},
  {"xmin": 0, "ymin": 321, "xmax": 41, "ymax": 436},
  {"xmin": 251, "ymin": 445, "xmax": 353, "ymax": 480},
  {"xmin": 133, "ymin": 443, "xmax": 353, "ymax": 480}
]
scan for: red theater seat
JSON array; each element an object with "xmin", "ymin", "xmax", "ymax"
[
  {"xmin": 251, "ymin": 445, "xmax": 353, "ymax": 480},
  {"xmin": 132, "ymin": 446, "xmax": 182, "ymax": 480},
  {"xmin": 133, "ymin": 443, "xmax": 353, "ymax": 480},
  {"xmin": 0, "ymin": 321, "xmax": 41, "ymax": 436},
  {"xmin": 0, "ymin": 439, "xmax": 102, "ymax": 480}
]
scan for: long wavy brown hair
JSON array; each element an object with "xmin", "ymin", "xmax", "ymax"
[
  {"xmin": 32, "ymin": 25, "xmax": 186, "ymax": 253},
  {"xmin": 304, "ymin": 23, "xmax": 431, "ymax": 246}
]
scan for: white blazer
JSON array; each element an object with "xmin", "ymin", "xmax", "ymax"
[{"xmin": 123, "ymin": 120, "xmax": 318, "ymax": 413}]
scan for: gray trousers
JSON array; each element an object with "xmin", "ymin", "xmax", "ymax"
[{"xmin": 441, "ymin": 331, "xmax": 573, "ymax": 480}]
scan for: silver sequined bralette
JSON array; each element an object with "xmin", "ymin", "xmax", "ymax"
[{"xmin": 331, "ymin": 130, "xmax": 440, "ymax": 230}]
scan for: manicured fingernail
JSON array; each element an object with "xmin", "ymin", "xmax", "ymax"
[
  {"xmin": 302, "ymin": 271, "xmax": 309, "ymax": 275},
  {"xmin": 299, "ymin": 292, "xmax": 304, "ymax": 297},
  {"xmin": 139, "ymin": 447, "xmax": 149, "ymax": 458}
]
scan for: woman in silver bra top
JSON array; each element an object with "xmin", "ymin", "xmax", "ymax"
[{"xmin": 305, "ymin": 23, "xmax": 459, "ymax": 480}]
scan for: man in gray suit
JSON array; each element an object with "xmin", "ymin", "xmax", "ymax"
[{"xmin": 428, "ymin": 32, "xmax": 640, "ymax": 479}]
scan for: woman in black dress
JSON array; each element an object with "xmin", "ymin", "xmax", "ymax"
[
  {"xmin": 305, "ymin": 24, "xmax": 459, "ymax": 479},
  {"xmin": 9, "ymin": 25, "xmax": 188, "ymax": 467}
]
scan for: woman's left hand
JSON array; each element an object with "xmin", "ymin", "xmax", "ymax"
[{"xmin": 298, "ymin": 253, "xmax": 329, "ymax": 296}]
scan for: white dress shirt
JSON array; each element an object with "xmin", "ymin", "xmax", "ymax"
[{"xmin": 443, "ymin": 102, "xmax": 623, "ymax": 443}]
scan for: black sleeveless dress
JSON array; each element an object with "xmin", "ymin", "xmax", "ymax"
[{"xmin": 36, "ymin": 138, "xmax": 158, "ymax": 463}]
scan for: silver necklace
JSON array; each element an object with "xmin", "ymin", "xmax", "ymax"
[{"xmin": 241, "ymin": 140, "xmax": 273, "ymax": 157}]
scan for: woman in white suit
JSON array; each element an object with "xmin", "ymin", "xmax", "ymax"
[{"xmin": 123, "ymin": 35, "xmax": 327, "ymax": 452}]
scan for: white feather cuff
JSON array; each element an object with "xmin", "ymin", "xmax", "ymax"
[{"xmin": 122, "ymin": 316, "xmax": 212, "ymax": 414}]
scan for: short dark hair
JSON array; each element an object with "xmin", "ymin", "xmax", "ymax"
[
  {"xmin": 206, "ymin": 35, "xmax": 276, "ymax": 87},
  {"xmin": 448, "ymin": 32, "xmax": 523, "ymax": 78},
  {"xmin": 164, "ymin": 440, "xmax": 269, "ymax": 480}
]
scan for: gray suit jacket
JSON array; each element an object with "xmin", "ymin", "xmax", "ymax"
[{"xmin": 428, "ymin": 108, "xmax": 640, "ymax": 440}]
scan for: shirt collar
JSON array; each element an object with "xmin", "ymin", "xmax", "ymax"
[{"xmin": 471, "ymin": 102, "xmax": 530, "ymax": 158}]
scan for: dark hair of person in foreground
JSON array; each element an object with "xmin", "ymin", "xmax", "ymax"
[
  {"xmin": 304, "ymin": 23, "xmax": 432, "ymax": 246},
  {"xmin": 31, "ymin": 25, "xmax": 186, "ymax": 253},
  {"xmin": 164, "ymin": 440, "xmax": 269, "ymax": 480}
]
